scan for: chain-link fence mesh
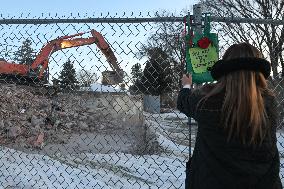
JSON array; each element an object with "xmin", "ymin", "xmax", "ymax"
[
  {"xmin": 0, "ymin": 11, "xmax": 283, "ymax": 188},
  {"xmin": 0, "ymin": 12, "xmax": 188, "ymax": 189}
]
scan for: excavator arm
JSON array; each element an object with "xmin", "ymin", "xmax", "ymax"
[{"xmin": 32, "ymin": 29, "xmax": 124, "ymax": 84}]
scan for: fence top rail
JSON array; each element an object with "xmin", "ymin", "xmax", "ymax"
[
  {"xmin": 0, "ymin": 16, "xmax": 283, "ymax": 25},
  {"xmin": 0, "ymin": 17, "xmax": 185, "ymax": 24},
  {"xmin": 211, "ymin": 16, "xmax": 284, "ymax": 25}
]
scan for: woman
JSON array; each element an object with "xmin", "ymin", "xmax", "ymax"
[{"xmin": 178, "ymin": 43, "xmax": 282, "ymax": 189}]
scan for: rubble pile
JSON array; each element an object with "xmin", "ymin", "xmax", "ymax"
[{"xmin": 0, "ymin": 84, "xmax": 120, "ymax": 149}]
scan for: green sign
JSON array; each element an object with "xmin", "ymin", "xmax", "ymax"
[
  {"xmin": 189, "ymin": 45, "xmax": 218, "ymax": 74},
  {"xmin": 185, "ymin": 14, "xmax": 219, "ymax": 84}
]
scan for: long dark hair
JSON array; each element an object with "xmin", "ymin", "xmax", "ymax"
[{"xmin": 204, "ymin": 43, "xmax": 273, "ymax": 145}]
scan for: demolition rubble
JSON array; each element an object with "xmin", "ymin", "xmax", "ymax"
[{"xmin": 0, "ymin": 84, "xmax": 121, "ymax": 149}]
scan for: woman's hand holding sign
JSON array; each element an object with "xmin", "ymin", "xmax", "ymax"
[{"xmin": 181, "ymin": 74, "xmax": 192, "ymax": 87}]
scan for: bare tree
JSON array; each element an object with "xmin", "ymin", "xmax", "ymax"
[
  {"xmin": 201, "ymin": 0, "xmax": 284, "ymax": 78},
  {"xmin": 77, "ymin": 69, "xmax": 97, "ymax": 87},
  {"xmin": 139, "ymin": 11, "xmax": 186, "ymax": 90}
]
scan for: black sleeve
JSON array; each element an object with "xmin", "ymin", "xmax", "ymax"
[
  {"xmin": 265, "ymin": 95, "xmax": 279, "ymax": 130},
  {"xmin": 264, "ymin": 95, "xmax": 280, "ymax": 145},
  {"xmin": 177, "ymin": 88, "xmax": 203, "ymax": 119}
]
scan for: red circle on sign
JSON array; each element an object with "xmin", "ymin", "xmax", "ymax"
[{"xmin": 197, "ymin": 37, "xmax": 211, "ymax": 49}]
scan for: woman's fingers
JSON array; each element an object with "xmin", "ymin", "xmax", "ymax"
[{"xmin": 182, "ymin": 74, "xmax": 192, "ymax": 86}]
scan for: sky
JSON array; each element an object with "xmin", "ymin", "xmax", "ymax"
[
  {"xmin": 0, "ymin": 0, "xmax": 201, "ymax": 84},
  {"xmin": 0, "ymin": 0, "xmax": 195, "ymax": 15}
]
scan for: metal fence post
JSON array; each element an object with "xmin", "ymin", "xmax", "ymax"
[
  {"xmin": 193, "ymin": 3, "xmax": 203, "ymax": 35},
  {"xmin": 187, "ymin": 3, "xmax": 203, "ymax": 157}
]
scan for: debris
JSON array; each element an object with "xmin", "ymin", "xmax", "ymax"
[
  {"xmin": 0, "ymin": 84, "xmax": 120, "ymax": 149},
  {"xmin": 31, "ymin": 115, "xmax": 45, "ymax": 127},
  {"xmin": 54, "ymin": 120, "xmax": 61, "ymax": 129},
  {"xmin": 7, "ymin": 126, "xmax": 22, "ymax": 138},
  {"xmin": 78, "ymin": 121, "xmax": 89, "ymax": 130},
  {"xmin": 0, "ymin": 120, "xmax": 5, "ymax": 129},
  {"xmin": 33, "ymin": 132, "xmax": 44, "ymax": 148},
  {"xmin": 19, "ymin": 109, "xmax": 26, "ymax": 114}
]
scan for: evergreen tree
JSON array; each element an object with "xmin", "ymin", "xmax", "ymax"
[
  {"xmin": 58, "ymin": 59, "xmax": 79, "ymax": 90},
  {"xmin": 138, "ymin": 11, "xmax": 184, "ymax": 90},
  {"xmin": 134, "ymin": 47, "xmax": 174, "ymax": 96},
  {"xmin": 129, "ymin": 63, "xmax": 143, "ymax": 94},
  {"xmin": 14, "ymin": 39, "xmax": 35, "ymax": 65},
  {"xmin": 130, "ymin": 63, "xmax": 142, "ymax": 80}
]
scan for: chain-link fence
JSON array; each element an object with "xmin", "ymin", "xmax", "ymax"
[
  {"xmin": 0, "ymin": 10, "xmax": 283, "ymax": 188},
  {"xmin": 0, "ymin": 12, "xmax": 188, "ymax": 189}
]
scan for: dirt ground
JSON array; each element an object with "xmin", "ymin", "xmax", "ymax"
[{"xmin": 0, "ymin": 84, "xmax": 146, "ymax": 156}]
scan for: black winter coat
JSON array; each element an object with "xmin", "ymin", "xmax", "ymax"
[{"xmin": 177, "ymin": 86, "xmax": 282, "ymax": 189}]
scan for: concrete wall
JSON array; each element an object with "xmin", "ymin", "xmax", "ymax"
[
  {"xmin": 143, "ymin": 95, "xmax": 160, "ymax": 114},
  {"xmin": 90, "ymin": 93, "xmax": 144, "ymax": 120},
  {"xmin": 87, "ymin": 93, "xmax": 146, "ymax": 154},
  {"xmin": 54, "ymin": 92, "xmax": 146, "ymax": 155}
]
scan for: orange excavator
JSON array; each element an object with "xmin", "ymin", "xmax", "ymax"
[{"xmin": 0, "ymin": 29, "xmax": 124, "ymax": 85}]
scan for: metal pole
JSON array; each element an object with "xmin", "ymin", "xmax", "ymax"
[
  {"xmin": 0, "ymin": 16, "xmax": 284, "ymax": 25},
  {"xmin": 211, "ymin": 16, "xmax": 284, "ymax": 25},
  {"xmin": 193, "ymin": 3, "xmax": 203, "ymax": 35},
  {"xmin": 0, "ymin": 17, "xmax": 185, "ymax": 25},
  {"xmin": 187, "ymin": 3, "xmax": 203, "ymax": 158}
]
